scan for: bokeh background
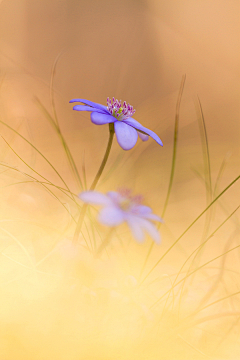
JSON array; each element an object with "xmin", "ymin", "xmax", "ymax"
[{"xmin": 0, "ymin": 0, "xmax": 239, "ymax": 359}]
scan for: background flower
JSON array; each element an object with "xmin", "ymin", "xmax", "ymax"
[{"xmin": 79, "ymin": 188, "xmax": 163, "ymax": 244}]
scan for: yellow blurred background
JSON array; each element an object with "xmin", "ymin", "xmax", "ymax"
[{"xmin": 0, "ymin": 0, "xmax": 239, "ymax": 359}]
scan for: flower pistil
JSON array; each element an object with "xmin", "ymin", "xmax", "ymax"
[{"xmin": 107, "ymin": 97, "xmax": 136, "ymax": 121}]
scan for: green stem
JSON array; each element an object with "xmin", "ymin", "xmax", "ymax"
[{"xmin": 73, "ymin": 123, "xmax": 115, "ymax": 243}]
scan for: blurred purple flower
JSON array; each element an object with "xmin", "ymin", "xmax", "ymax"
[
  {"xmin": 69, "ymin": 97, "xmax": 163, "ymax": 150},
  {"xmin": 79, "ymin": 188, "xmax": 163, "ymax": 244}
]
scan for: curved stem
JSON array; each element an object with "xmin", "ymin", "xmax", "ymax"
[{"xmin": 73, "ymin": 123, "xmax": 115, "ymax": 243}]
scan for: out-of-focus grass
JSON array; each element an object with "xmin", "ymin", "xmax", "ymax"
[
  {"xmin": 140, "ymin": 74, "xmax": 186, "ymax": 278},
  {"xmin": 0, "ymin": 79, "xmax": 240, "ymax": 360}
]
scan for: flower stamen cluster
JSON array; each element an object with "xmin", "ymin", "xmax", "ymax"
[
  {"xmin": 70, "ymin": 97, "xmax": 163, "ymax": 150},
  {"xmin": 118, "ymin": 188, "xmax": 143, "ymax": 210},
  {"xmin": 107, "ymin": 97, "xmax": 136, "ymax": 121},
  {"xmin": 79, "ymin": 188, "xmax": 162, "ymax": 244}
]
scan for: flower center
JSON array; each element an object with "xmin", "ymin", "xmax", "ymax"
[
  {"xmin": 119, "ymin": 198, "xmax": 132, "ymax": 211},
  {"xmin": 107, "ymin": 97, "xmax": 136, "ymax": 121},
  {"xmin": 117, "ymin": 188, "xmax": 143, "ymax": 211}
]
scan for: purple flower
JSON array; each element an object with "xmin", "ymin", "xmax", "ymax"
[
  {"xmin": 69, "ymin": 97, "xmax": 163, "ymax": 151},
  {"xmin": 79, "ymin": 188, "xmax": 163, "ymax": 244}
]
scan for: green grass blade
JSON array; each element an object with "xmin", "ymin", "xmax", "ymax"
[
  {"xmin": 189, "ymin": 97, "xmax": 214, "ymax": 275},
  {"xmin": 139, "ymin": 75, "xmax": 186, "ymax": 278},
  {"xmin": 82, "ymin": 151, "xmax": 87, "ymax": 190},
  {"xmin": 35, "ymin": 97, "xmax": 83, "ymax": 190},
  {"xmin": 0, "ymin": 163, "xmax": 79, "ymax": 201},
  {"xmin": 0, "ymin": 164, "xmax": 79, "ymax": 222},
  {"xmin": 0, "ymin": 227, "xmax": 34, "ymax": 267},
  {"xmin": 174, "ymin": 205, "xmax": 240, "ymax": 287},
  {"xmin": 162, "ymin": 206, "xmax": 240, "ymax": 316},
  {"xmin": 140, "ymin": 174, "xmax": 240, "ymax": 284},
  {"xmin": 151, "ymin": 240, "xmax": 240, "ymax": 310},
  {"xmin": 188, "ymin": 290, "xmax": 240, "ymax": 319},
  {"xmin": 162, "ymin": 74, "xmax": 186, "ymax": 218},
  {"xmin": 0, "ymin": 118, "xmax": 76, "ymax": 202},
  {"xmin": 1, "ymin": 137, "xmax": 78, "ymax": 206},
  {"xmin": 196, "ymin": 96, "xmax": 212, "ymax": 201}
]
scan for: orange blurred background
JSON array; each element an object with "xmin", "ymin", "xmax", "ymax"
[{"xmin": 0, "ymin": 1, "xmax": 239, "ymax": 359}]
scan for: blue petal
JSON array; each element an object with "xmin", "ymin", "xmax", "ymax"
[
  {"xmin": 69, "ymin": 99, "xmax": 108, "ymax": 113},
  {"xmin": 91, "ymin": 112, "xmax": 116, "ymax": 125},
  {"xmin": 106, "ymin": 191, "xmax": 122, "ymax": 203},
  {"xmin": 124, "ymin": 118, "xmax": 163, "ymax": 146},
  {"xmin": 138, "ymin": 131, "xmax": 149, "ymax": 142},
  {"xmin": 98, "ymin": 206, "xmax": 124, "ymax": 226},
  {"xmin": 136, "ymin": 205, "xmax": 152, "ymax": 216},
  {"xmin": 141, "ymin": 218, "xmax": 161, "ymax": 244},
  {"xmin": 133, "ymin": 205, "xmax": 163, "ymax": 222},
  {"xmin": 79, "ymin": 191, "xmax": 113, "ymax": 206},
  {"xmin": 145, "ymin": 213, "xmax": 163, "ymax": 222},
  {"xmin": 114, "ymin": 121, "xmax": 138, "ymax": 150},
  {"xmin": 72, "ymin": 105, "xmax": 106, "ymax": 113},
  {"xmin": 126, "ymin": 214, "xmax": 145, "ymax": 242}
]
